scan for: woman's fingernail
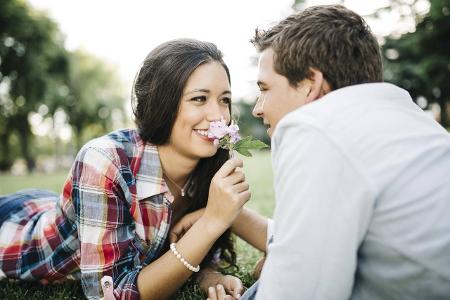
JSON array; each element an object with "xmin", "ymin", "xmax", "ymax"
[{"xmin": 237, "ymin": 294, "xmax": 241, "ymax": 299}]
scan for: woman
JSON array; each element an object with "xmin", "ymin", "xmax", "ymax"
[{"xmin": 0, "ymin": 39, "xmax": 251, "ymax": 299}]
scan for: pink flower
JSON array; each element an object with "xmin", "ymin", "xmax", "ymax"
[
  {"xmin": 228, "ymin": 123, "xmax": 241, "ymax": 143},
  {"xmin": 207, "ymin": 116, "xmax": 268, "ymax": 157},
  {"xmin": 207, "ymin": 117, "xmax": 229, "ymax": 140}
]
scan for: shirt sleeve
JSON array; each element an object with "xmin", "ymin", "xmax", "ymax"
[
  {"xmin": 256, "ymin": 118, "xmax": 375, "ymax": 300},
  {"xmin": 71, "ymin": 146, "xmax": 140, "ymax": 300}
]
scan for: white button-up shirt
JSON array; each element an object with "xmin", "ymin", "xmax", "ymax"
[{"xmin": 257, "ymin": 83, "xmax": 450, "ymax": 300}]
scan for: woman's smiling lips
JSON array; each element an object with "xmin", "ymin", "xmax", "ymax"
[{"xmin": 193, "ymin": 129, "xmax": 215, "ymax": 142}]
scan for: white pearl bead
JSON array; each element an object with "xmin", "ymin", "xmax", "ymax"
[{"xmin": 170, "ymin": 242, "xmax": 200, "ymax": 272}]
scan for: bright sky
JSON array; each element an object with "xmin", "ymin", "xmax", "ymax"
[{"xmin": 27, "ymin": 0, "xmax": 427, "ymax": 102}]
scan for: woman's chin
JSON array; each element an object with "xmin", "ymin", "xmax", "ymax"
[{"xmin": 194, "ymin": 146, "xmax": 219, "ymax": 159}]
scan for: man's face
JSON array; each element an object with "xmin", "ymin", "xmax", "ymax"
[{"xmin": 253, "ymin": 48, "xmax": 312, "ymax": 137}]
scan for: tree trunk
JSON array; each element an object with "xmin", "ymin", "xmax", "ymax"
[
  {"xmin": 439, "ymin": 98, "xmax": 449, "ymax": 129},
  {"xmin": 0, "ymin": 131, "xmax": 13, "ymax": 171},
  {"xmin": 75, "ymin": 126, "xmax": 83, "ymax": 152},
  {"xmin": 16, "ymin": 115, "xmax": 36, "ymax": 172}
]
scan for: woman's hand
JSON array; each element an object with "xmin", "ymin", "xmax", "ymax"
[
  {"xmin": 198, "ymin": 268, "xmax": 244, "ymax": 300},
  {"xmin": 202, "ymin": 158, "xmax": 251, "ymax": 233},
  {"xmin": 170, "ymin": 208, "xmax": 205, "ymax": 243}
]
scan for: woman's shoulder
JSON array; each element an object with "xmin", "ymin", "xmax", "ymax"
[
  {"xmin": 80, "ymin": 128, "xmax": 140, "ymax": 149},
  {"xmin": 76, "ymin": 128, "xmax": 145, "ymax": 165}
]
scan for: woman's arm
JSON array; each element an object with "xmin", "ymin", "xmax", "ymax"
[
  {"xmin": 137, "ymin": 158, "xmax": 250, "ymax": 299},
  {"xmin": 170, "ymin": 207, "xmax": 269, "ymax": 254},
  {"xmin": 170, "ymin": 206, "xmax": 269, "ymax": 254},
  {"xmin": 137, "ymin": 215, "xmax": 225, "ymax": 299}
]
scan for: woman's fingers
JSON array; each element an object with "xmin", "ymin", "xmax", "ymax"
[
  {"xmin": 208, "ymin": 286, "xmax": 218, "ymax": 300},
  {"xmin": 204, "ymin": 157, "xmax": 251, "ymax": 230},
  {"xmin": 169, "ymin": 221, "xmax": 183, "ymax": 243},
  {"xmin": 223, "ymin": 170, "xmax": 245, "ymax": 185},
  {"xmin": 169, "ymin": 208, "xmax": 205, "ymax": 242},
  {"xmin": 217, "ymin": 284, "xmax": 227, "ymax": 299},
  {"xmin": 208, "ymin": 284, "xmax": 236, "ymax": 300},
  {"xmin": 238, "ymin": 190, "xmax": 251, "ymax": 205},
  {"xmin": 223, "ymin": 275, "xmax": 244, "ymax": 299},
  {"xmin": 214, "ymin": 158, "xmax": 243, "ymax": 179},
  {"xmin": 233, "ymin": 181, "xmax": 249, "ymax": 193}
]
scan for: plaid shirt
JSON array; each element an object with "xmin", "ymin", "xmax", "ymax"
[{"xmin": 0, "ymin": 129, "xmax": 176, "ymax": 299}]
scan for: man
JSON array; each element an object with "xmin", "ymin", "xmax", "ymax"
[{"xmin": 245, "ymin": 4, "xmax": 450, "ymax": 300}]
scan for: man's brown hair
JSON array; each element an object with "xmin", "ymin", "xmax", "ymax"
[{"xmin": 251, "ymin": 5, "xmax": 383, "ymax": 90}]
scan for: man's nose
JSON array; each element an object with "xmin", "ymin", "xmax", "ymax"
[{"xmin": 252, "ymin": 95, "xmax": 265, "ymax": 118}]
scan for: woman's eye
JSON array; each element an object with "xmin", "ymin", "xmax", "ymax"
[
  {"xmin": 191, "ymin": 96, "xmax": 207, "ymax": 102},
  {"xmin": 220, "ymin": 97, "xmax": 231, "ymax": 105}
]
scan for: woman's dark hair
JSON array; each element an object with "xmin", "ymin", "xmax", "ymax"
[{"xmin": 131, "ymin": 38, "xmax": 236, "ymax": 268}]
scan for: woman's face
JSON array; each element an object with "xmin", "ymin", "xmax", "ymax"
[{"xmin": 169, "ymin": 61, "xmax": 231, "ymax": 160}]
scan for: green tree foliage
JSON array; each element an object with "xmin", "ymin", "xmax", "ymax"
[
  {"xmin": 0, "ymin": 0, "xmax": 69, "ymax": 171},
  {"xmin": 64, "ymin": 50, "xmax": 125, "ymax": 150},
  {"xmin": 383, "ymin": 0, "xmax": 450, "ymax": 127},
  {"xmin": 234, "ymin": 101, "xmax": 270, "ymax": 146},
  {"xmin": 0, "ymin": 0, "xmax": 126, "ymax": 172}
]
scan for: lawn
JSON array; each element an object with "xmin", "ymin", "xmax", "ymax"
[{"xmin": 0, "ymin": 151, "xmax": 274, "ymax": 300}]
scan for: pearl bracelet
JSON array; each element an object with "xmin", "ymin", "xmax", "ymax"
[{"xmin": 170, "ymin": 243, "xmax": 200, "ymax": 273}]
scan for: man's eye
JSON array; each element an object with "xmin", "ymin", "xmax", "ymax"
[{"xmin": 191, "ymin": 96, "xmax": 207, "ymax": 102}]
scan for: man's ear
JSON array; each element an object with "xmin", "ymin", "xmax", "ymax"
[{"xmin": 304, "ymin": 68, "xmax": 330, "ymax": 104}]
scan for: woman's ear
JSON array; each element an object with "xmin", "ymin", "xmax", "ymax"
[{"xmin": 305, "ymin": 68, "xmax": 330, "ymax": 103}]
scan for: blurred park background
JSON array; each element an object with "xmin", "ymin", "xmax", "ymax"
[
  {"xmin": 0, "ymin": 0, "xmax": 449, "ymax": 298},
  {"xmin": 0, "ymin": 0, "xmax": 449, "ymax": 177}
]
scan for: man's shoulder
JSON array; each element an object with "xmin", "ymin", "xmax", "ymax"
[
  {"xmin": 272, "ymin": 82, "xmax": 426, "ymax": 168},
  {"xmin": 276, "ymin": 82, "xmax": 412, "ymax": 135}
]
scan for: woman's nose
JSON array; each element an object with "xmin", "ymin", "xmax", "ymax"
[{"xmin": 206, "ymin": 101, "xmax": 225, "ymax": 122}]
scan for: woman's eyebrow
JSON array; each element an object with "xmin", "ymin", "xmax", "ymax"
[
  {"xmin": 184, "ymin": 88, "xmax": 210, "ymax": 95},
  {"xmin": 184, "ymin": 89, "xmax": 232, "ymax": 96}
]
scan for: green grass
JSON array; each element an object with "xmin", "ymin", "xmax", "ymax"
[
  {"xmin": 0, "ymin": 151, "xmax": 274, "ymax": 299},
  {"xmin": 0, "ymin": 171, "xmax": 69, "ymax": 195}
]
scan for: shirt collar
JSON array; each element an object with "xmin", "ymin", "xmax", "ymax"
[
  {"xmin": 323, "ymin": 82, "xmax": 410, "ymax": 103},
  {"xmin": 135, "ymin": 142, "xmax": 174, "ymax": 202}
]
